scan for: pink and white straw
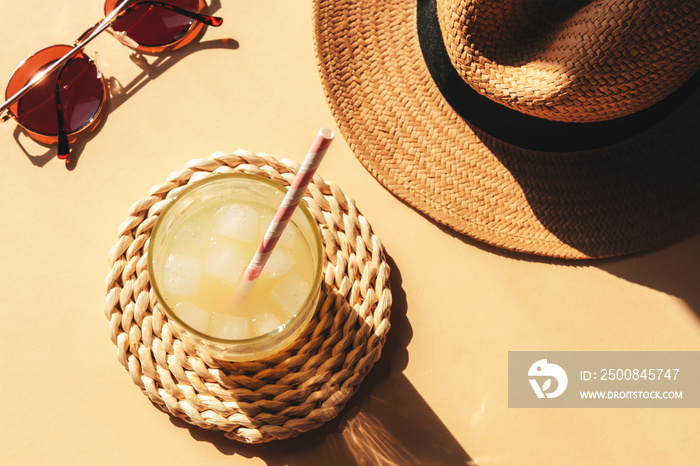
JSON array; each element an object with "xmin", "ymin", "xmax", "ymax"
[{"xmin": 235, "ymin": 127, "xmax": 334, "ymax": 299}]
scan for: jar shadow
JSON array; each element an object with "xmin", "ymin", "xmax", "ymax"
[{"xmin": 161, "ymin": 254, "xmax": 474, "ymax": 465}]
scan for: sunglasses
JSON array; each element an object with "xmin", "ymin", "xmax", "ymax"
[{"xmin": 0, "ymin": 0, "xmax": 223, "ymax": 163}]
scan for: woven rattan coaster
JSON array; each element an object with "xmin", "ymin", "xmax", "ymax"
[{"xmin": 104, "ymin": 150, "xmax": 392, "ymax": 443}]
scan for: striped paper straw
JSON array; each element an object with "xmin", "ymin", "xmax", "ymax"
[{"xmin": 234, "ymin": 127, "xmax": 334, "ymax": 301}]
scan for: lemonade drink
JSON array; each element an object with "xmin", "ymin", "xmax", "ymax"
[{"xmin": 148, "ymin": 174, "xmax": 323, "ymax": 361}]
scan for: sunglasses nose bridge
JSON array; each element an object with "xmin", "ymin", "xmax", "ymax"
[
  {"xmin": 74, "ymin": 21, "xmax": 103, "ymax": 46},
  {"xmin": 93, "ymin": 51, "xmax": 104, "ymax": 80}
]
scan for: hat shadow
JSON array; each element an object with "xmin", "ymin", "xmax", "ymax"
[
  {"xmin": 597, "ymin": 233, "xmax": 700, "ymax": 321},
  {"xmin": 424, "ymin": 189, "xmax": 700, "ymax": 323},
  {"xmin": 475, "ymin": 78, "xmax": 700, "ymax": 259},
  {"xmin": 162, "ymin": 254, "xmax": 475, "ymax": 465}
]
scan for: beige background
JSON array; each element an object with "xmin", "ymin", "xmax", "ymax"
[{"xmin": 1, "ymin": 1, "xmax": 699, "ymax": 465}]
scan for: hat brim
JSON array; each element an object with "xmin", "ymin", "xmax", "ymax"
[{"xmin": 313, "ymin": 0, "xmax": 700, "ymax": 259}]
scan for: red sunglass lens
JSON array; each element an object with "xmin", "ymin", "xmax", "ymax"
[
  {"xmin": 7, "ymin": 46, "xmax": 104, "ymax": 137},
  {"xmin": 111, "ymin": 0, "xmax": 200, "ymax": 47}
]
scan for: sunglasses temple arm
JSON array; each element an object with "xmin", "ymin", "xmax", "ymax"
[
  {"xmin": 122, "ymin": 2, "xmax": 223, "ymax": 26},
  {"xmin": 0, "ymin": 0, "xmax": 132, "ymax": 117},
  {"xmin": 171, "ymin": 6, "xmax": 223, "ymax": 27},
  {"xmin": 55, "ymin": 61, "xmax": 71, "ymax": 161}
]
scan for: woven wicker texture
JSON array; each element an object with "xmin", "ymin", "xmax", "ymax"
[
  {"xmin": 313, "ymin": 0, "xmax": 700, "ymax": 259},
  {"xmin": 436, "ymin": 0, "xmax": 700, "ymax": 122},
  {"xmin": 104, "ymin": 151, "xmax": 392, "ymax": 443}
]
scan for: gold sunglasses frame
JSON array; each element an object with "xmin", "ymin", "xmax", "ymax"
[{"xmin": 0, "ymin": 0, "xmax": 215, "ymax": 155}]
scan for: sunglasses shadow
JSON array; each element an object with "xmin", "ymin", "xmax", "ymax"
[
  {"xmin": 108, "ymin": 36, "xmax": 240, "ymax": 115},
  {"xmin": 13, "ymin": 35, "xmax": 239, "ymax": 170}
]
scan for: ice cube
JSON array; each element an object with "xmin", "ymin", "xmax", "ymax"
[
  {"xmin": 171, "ymin": 222, "xmax": 207, "ymax": 255},
  {"xmin": 253, "ymin": 312, "xmax": 282, "ymax": 336},
  {"xmin": 261, "ymin": 249, "xmax": 295, "ymax": 279},
  {"xmin": 205, "ymin": 239, "xmax": 248, "ymax": 283},
  {"xmin": 173, "ymin": 302, "xmax": 210, "ymax": 333},
  {"xmin": 278, "ymin": 223, "xmax": 298, "ymax": 249},
  {"xmin": 259, "ymin": 213, "xmax": 273, "ymax": 236},
  {"xmin": 213, "ymin": 203, "xmax": 259, "ymax": 242},
  {"xmin": 271, "ymin": 273, "xmax": 311, "ymax": 314},
  {"xmin": 163, "ymin": 253, "xmax": 201, "ymax": 296},
  {"xmin": 208, "ymin": 312, "xmax": 250, "ymax": 340}
]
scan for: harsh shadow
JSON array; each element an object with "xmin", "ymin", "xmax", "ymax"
[
  {"xmin": 169, "ymin": 372, "xmax": 475, "ymax": 466},
  {"xmin": 596, "ymin": 233, "xmax": 700, "ymax": 320},
  {"xmin": 484, "ymin": 81, "xmax": 700, "ymax": 259},
  {"xmin": 13, "ymin": 97, "xmax": 113, "ymax": 170},
  {"xmin": 107, "ymin": 36, "xmax": 239, "ymax": 115},
  {"xmin": 12, "ymin": 127, "xmax": 56, "ymax": 168},
  {"xmin": 403, "ymin": 177, "xmax": 700, "ymax": 322},
  {"xmin": 388, "ymin": 166, "xmax": 700, "ymax": 324},
  {"xmin": 163, "ymin": 254, "xmax": 475, "ymax": 465}
]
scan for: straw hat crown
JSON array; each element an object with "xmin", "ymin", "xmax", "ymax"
[{"xmin": 436, "ymin": 0, "xmax": 700, "ymax": 122}]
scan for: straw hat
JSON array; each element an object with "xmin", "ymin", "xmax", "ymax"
[{"xmin": 313, "ymin": 0, "xmax": 700, "ymax": 259}]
